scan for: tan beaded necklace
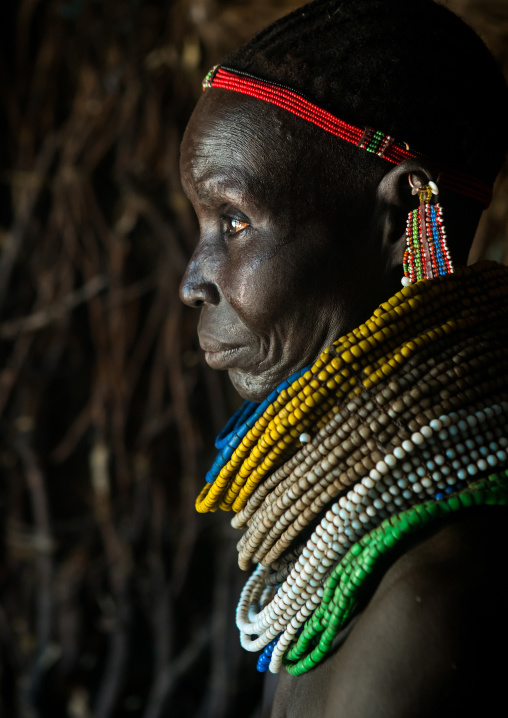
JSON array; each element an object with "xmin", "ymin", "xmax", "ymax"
[
  {"xmin": 197, "ymin": 262, "xmax": 508, "ymax": 521},
  {"xmin": 197, "ymin": 261, "xmax": 508, "ymax": 673}
]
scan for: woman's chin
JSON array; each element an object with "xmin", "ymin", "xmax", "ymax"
[{"xmin": 228, "ymin": 367, "xmax": 277, "ymax": 404}]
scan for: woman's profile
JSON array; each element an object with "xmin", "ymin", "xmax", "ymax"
[{"xmin": 179, "ymin": 0, "xmax": 508, "ymax": 715}]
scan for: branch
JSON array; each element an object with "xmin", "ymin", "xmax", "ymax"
[
  {"xmin": 14, "ymin": 431, "xmax": 53, "ymax": 648},
  {"xmin": 0, "ymin": 275, "xmax": 107, "ymax": 339},
  {"xmin": 142, "ymin": 625, "xmax": 211, "ymax": 718},
  {"xmin": 0, "ymin": 133, "xmax": 58, "ymax": 314}
]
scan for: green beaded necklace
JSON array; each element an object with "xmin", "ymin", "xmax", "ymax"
[{"xmin": 283, "ymin": 472, "xmax": 508, "ymax": 675}]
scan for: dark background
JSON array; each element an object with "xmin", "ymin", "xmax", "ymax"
[{"xmin": 0, "ymin": 1, "xmax": 506, "ymax": 717}]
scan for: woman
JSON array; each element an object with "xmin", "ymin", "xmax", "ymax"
[{"xmin": 180, "ymin": 0, "xmax": 508, "ymax": 715}]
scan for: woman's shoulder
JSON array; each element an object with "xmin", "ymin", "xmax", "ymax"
[
  {"xmin": 273, "ymin": 505, "xmax": 508, "ymax": 718},
  {"xmin": 374, "ymin": 502, "xmax": 508, "ymax": 600},
  {"xmin": 374, "ymin": 503, "xmax": 508, "ymax": 632}
]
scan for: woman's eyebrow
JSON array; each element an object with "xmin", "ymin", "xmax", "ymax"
[{"xmin": 194, "ymin": 174, "xmax": 250, "ymax": 203}]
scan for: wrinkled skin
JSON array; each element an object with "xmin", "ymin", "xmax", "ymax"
[
  {"xmin": 179, "ymin": 90, "xmax": 404, "ymax": 401},
  {"xmin": 179, "ymin": 89, "xmax": 508, "ymax": 717}
]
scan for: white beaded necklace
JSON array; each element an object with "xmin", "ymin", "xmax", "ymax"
[{"xmin": 236, "ymin": 400, "xmax": 508, "ymax": 673}]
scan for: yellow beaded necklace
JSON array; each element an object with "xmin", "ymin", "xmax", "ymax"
[{"xmin": 196, "ymin": 262, "xmax": 508, "ymax": 515}]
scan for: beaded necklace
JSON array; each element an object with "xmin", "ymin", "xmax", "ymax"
[
  {"xmin": 206, "ymin": 364, "xmax": 310, "ymax": 485},
  {"xmin": 280, "ymin": 473, "xmax": 508, "ymax": 675},
  {"xmin": 198, "ymin": 262, "xmax": 508, "ymax": 674}
]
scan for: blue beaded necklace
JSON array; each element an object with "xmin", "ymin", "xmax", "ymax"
[{"xmin": 206, "ymin": 363, "xmax": 312, "ymax": 484}]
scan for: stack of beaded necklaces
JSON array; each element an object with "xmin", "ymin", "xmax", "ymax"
[{"xmin": 196, "ymin": 262, "xmax": 508, "ymax": 675}]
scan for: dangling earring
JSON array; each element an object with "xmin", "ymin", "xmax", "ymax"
[{"xmin": 402, "ymin": 179, "xmax": 454, "ymax": 286}]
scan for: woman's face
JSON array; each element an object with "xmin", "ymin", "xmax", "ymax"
[{"xmin": 179, "ymin": 89, "xmax": 389, "ymax": 402}]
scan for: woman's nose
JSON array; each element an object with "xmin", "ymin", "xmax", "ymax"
[{"xmin": 179, "ymin": 248, "xmax": 221, "ymax": 308}]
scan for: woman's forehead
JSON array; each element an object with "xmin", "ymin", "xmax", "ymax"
[{"xmin": 181, "ymin": 90, "xmax": 298, "ymax": 189}]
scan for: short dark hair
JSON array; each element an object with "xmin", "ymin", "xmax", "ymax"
[{"xmin": 224, "ymin": 0, "xmax": 508, "ymax": 186}]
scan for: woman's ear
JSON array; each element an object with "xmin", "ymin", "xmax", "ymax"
[{"xmin": 374, "ymin": 159, "xmax": 440, "ymax": 270}]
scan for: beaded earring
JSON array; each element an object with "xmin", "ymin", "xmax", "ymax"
[{"xmin": 402, "ymin": 179, "xmax": 454, "ymax": 286}]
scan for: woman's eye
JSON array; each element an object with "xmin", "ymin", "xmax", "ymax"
[{"xmin": 222, "ymin": 217, "xmax": 249, "ymax": 236}]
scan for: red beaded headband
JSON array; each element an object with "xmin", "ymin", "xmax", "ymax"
[{"xmin": 203, "ymin": 65, "xmax": 493, "ymax": 207}]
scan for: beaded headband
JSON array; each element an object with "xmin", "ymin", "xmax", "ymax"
[{"xmin": 202, "ymin": 65, "xmax": 493, "ymax": 207}]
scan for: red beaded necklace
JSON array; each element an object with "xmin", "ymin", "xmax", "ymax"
[{"xmin": 203, "ymin": 65, "xmax": 493, "ymax": 207}]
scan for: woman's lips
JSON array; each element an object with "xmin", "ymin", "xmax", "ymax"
[
  {"xmin": 199, "ymin": 336, "xmax": 246, "ymax": 369},
  {"xmin": 204, "ymin": 346, "xmax": 244, "ymax": 369}
]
